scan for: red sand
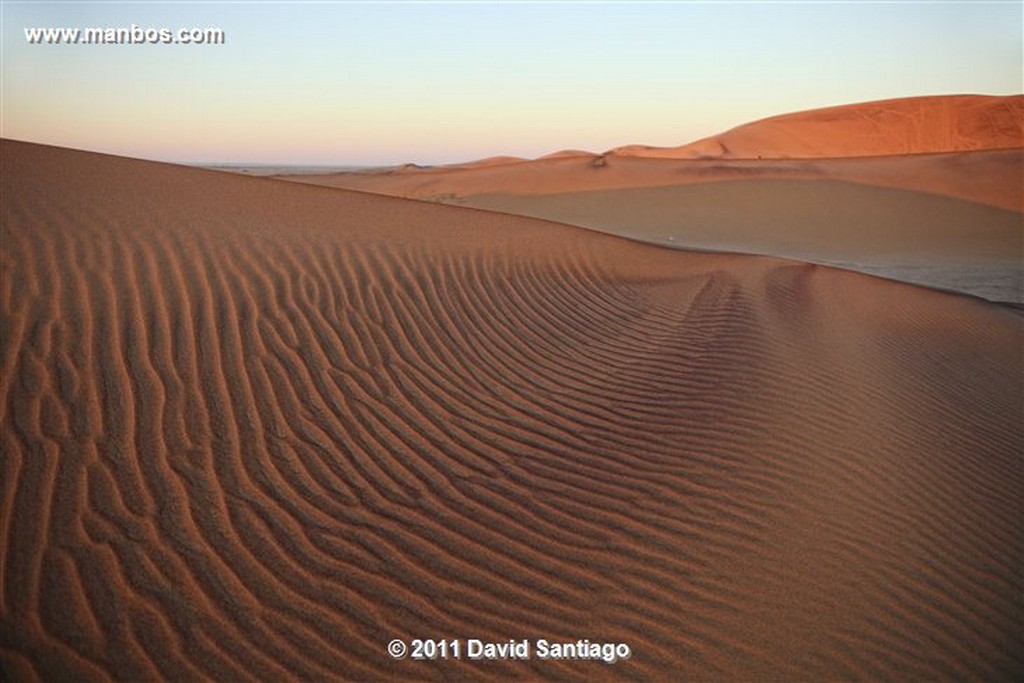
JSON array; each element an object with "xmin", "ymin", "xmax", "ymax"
[
  {"xmin": 611, "ymin": 94, "xmax": 1024, "ymax": 159},
  {"xmin": 280, "ymin": 95, "xmax": 1023, "ymax": 303},
  {"xmin": 2, "ymin": 139, "xmax": 1022, "ymax": 681},
  {"xmin": 286, "ymin": 148, "xmax": 1024, "ymax": 212},
  {"xmin": 285, "ymin": 95, "xmax": 1022, "ymax": 212}
]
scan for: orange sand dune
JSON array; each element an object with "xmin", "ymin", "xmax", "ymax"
[
  {"xmin": 537, "ymin": 150, "xmax": 596, "ymax": 160},
  {"xmin": 283, "ymin": 150, "xmax": 1024, "ymax": 302},
  {"xmin": 437, "ymin": 155, "xmax": 529, "ymax": 171},
  {"xmin": 612, "ymin": 94, "xmax": 1024, "ymax": 159},
  {"xmin": 280, "ymin": 96, "xmax": 1022, "ymax": 304},
  {"xmin": 2, "ymin": 140, "xmax": 1023, "ymax": 682},
  {"xmin": 286, "ymin": 148, "xmax": 1023, "ymax": 212},
  {"xmin": 281, "ymin": 95, "xmax": 1024, "ymax": 214}
]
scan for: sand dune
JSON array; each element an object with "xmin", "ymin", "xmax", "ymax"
[
  {"xmin": 436, "ymin": 155, "xmax": 529, "ymax": 171},
  {"xmin": 463, "ymin": 177, "xmax": 1024, "ymax": 303},
  {"xmin": 537, "ymin": 150, "xmax": 596, "ymax": 161},
  {"xmin": 461, "ymin": 179, "xmax": 1020, "ymax": 260},
  {"xmin": 283, "ymin": 95, "xmax": 1022, "ymax": 213},
  {"xmin": 280, "ymin": 96, "xmax": 1022, "ymax": 303},
  {"xmin": 283, "ymin": 151, "xmax": 1024, "ymax": 302},
  {"xmin": 2, "ymin": 139, "xmax": 1022, "ymax": 681},
  {"xmin": 286, "ymin": 147, "xmax": 1023, "ymax": 212},
  {"xmin": 611, "ymin": 94, "xmax": 1024, "ymax": 159}
]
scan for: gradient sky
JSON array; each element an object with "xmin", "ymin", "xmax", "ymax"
[{"xmin": 2, "ymin": 1, "xmax": 1021, "ymax": 165}]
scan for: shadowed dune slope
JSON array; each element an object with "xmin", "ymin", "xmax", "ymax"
[
  {"xmin": 2, "ymin": 140, "xmax": 1023, "ymax": 681},
  {"xmin": 612, "ymin": 94, "xmax": 1024, "ymax": 159},
  {"xmin": 465, "ymin": 178, "xmax": 1021, "ymax": 259},
  {"xmin": 284, "ymin": 150, "xmax": 1024, "ymax": 303},
  {"xmin": 463, "ymin": 178, "xmax": 1024, "ymax": 303}
]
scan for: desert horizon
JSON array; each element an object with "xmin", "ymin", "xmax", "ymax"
[
  {"xmin": 272, "ymin": 94, "xmax": 1023, "ymax": 306},
  {"xmin": 3, "ymin": 2, "xmax": 1023, "ymax": 682},
  {"xmin": 12, "ymin": 93, "xmax": 1022, "ymax": 306}
]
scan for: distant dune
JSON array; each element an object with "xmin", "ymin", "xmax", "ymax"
[
  {"xmin": 3, "ymin": 139, "xmax": 1022, "ymax": 681},
  {"xmin": 286, "ymin": 148, "xmax": 1023, "ymax": 212},
  {"xmin": 280, "ymin": 95, "xmax": 1023, "ymax": 302},
  {"xmin": 286, "ymin": 94, "xmax": 1022, "ymax": 208},
  {"xmin": 537, "ymin": 149, "xmax": 597, "ymax": 160},
  {"xmin": 463, "ymin": 177, "xmax": 1024, "ymax": 303},
  {"xmin": 438, "ymin": 155, "xmax": 529, "ymax": 171},
  {"xmin": 611, "ymin": 94, "xmax": 1024, "ymax": 159}
]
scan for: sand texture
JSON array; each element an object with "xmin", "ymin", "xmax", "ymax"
[
  {"xmin": 281, "ymin": 96, "xmax": 1023, "ymax": 303},
  {"xmin": 461, "ymin": 177, "xmax": 1024, "ymax": 304},
  {"xmin": 286, "ymin": 148, "xmax": 1024, "ymax": 212},
  {"xmin": 2, "ymin": 139, "xmax": 1023, "ymax": 681},
  {"xmin": 611, "ymin": 94, "xmax": 1024, "ymax": 159}
]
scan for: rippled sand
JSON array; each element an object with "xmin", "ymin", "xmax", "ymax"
[{"xmin": 2, "ymin": 140, "xmax": 1022, "ymax": 681}]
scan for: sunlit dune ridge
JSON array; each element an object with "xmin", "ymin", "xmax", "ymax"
[
  {"xmin": 611, "ymin": 94, "xmax": 1024, "ymax": 159},
  {"xmin": 281, "ymin": 95, "xmax": 1023, "ymax": 303}
]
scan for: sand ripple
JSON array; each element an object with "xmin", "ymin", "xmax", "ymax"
[{"xmin": 2, "ymin": 140, "xmax": 1022, "ymax": 681}]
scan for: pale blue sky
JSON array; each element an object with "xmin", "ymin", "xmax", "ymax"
[{"xmin": 2, "ymin": 1, "xmax": 1021, "ymax": 165}]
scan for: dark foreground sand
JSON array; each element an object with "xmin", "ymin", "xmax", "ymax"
[{"xmin": 2, "ymin": 140, "xmax": 1022, "ymax": 681}]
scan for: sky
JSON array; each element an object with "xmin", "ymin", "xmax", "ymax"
[{"xmin": 2, "ymin": 1, "xmax": 1021, "ymax": 166}]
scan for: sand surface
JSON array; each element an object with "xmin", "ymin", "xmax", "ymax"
[
  {"xmin": 2, "ymin": 139, "xmax": 1023, "ymax": 681},
  {"xmin": 462, "ymin": 178, "xmax": 1024, "ymax": 303},
  {"xmin": 281, "ymin": 96, "xmax": 1023, "ymax": 303},
  {"xmin": 285, "ymin": 154, "xmax": 1024, "ymax": 303},
  {"xmin": 611, "ymin": 94, "xmax": 1024, "ymax": 159},
  {"xmin": 285, "ymin": 148, "xmax": 1024, "ymax": 213}
]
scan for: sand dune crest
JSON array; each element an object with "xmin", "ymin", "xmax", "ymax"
[
  {"xmin": 612, "ymin": 94, "xmax": 1024, "ymax": 159},
  {"xmin": 2, "ymin": 139, "xmax": 1022, "ymax": 681}
]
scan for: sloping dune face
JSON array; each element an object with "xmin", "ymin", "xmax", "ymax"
[
  {"xmin": 288, "ymin": 148, "xmax": 1024, "ymax": 212},
  {"xmin": 2, "ymin": 140, "xmax": 1023, "ymax": 681},
  {"xmin": 463, "ymin": 177, "xmax": 1024, "ymax": 303},
  {"xmin": 614, "ymin": 94, "xmax": 1024, "ymax": 159}
]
